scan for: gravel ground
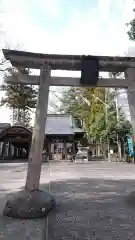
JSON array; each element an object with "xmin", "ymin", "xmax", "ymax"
[{"xmin": 0, "ymin": 161, "xmax": 135, "ymax": 239}]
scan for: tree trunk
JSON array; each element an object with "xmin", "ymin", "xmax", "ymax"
[
  {"xmin": 97, "ymin": 144, "xmax": 100, "ymax": 156},
  {"xmin": 103, "ymin": 143, "xmax": 107, "ymax": 161},
  {"xmin": 118, "ymin": 140, "xmax": 122, "ymax": 162},
  {"xmin": 25, "ymin": 64, "xmax": 50, "ymax": 191}
]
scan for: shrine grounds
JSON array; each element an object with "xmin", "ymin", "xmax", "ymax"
[{"xmin": 1, "ymin": 161, "xmax": 135, "ymax": 239}]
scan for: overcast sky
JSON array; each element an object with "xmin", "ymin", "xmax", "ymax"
[{"xmin": 0, "ymin": 0, "xmax": 135, "ymax": 124}]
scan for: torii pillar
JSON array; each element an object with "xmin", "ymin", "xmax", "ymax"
[
  {"xmin": 3, "ymin": 64, "xmax": 56, "ymax": 219},
  {"xmin": 25, "ymin": 64, "xmax": 51, "ymax": 191},
  {"xmin": 125, "ymin": 68, "xmax": 135, "ymax": 138},
  {"xmin": 120, "ymin": 68, "xmax": 135, "ymax": 204},
  {"xmin": 125, "ymin": 67, "xmax": 135, "ymax": 205}
]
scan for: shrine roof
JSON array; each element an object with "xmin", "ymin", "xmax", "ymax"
[
  {"xmin": 0, "ymin": 115, "xmax": 84, "ymax": 138},
  {"xmin": 45, "ymin": 114, "xmax": 74, "ymax": 135},
  {"xmin": 45, "ymin": 114, "xmax": 84, "ymax": 135}
]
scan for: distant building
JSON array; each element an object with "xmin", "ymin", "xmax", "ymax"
[{"xmin": 0, "ymin": 114, "xmax": 85, "ymax": 161}]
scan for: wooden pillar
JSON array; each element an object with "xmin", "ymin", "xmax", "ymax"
[
  {"xmin": 125, "ymin": 68, "xmax": 135, "ymax": 162},
  {"xmin": 0, "ymin": 142, "xmax": 3, "ymax": 157},
  {"xmin": 16, "ymin": 147, "xmax": 19, "ymax": 158},
  {"xmin": 25, "ymin": 64, "xmax": 50, "ymax": 191},
  {"xmin": 19, "ymin": 147, "xmax": 22, "ymax": 158},
  {"xmin": 8, "ymin": 142, "xmax": 12, "ymax": 159},
  {"xmin": 72, "ymin": 139, "xmax": 76, "ymax": 156},
  {"xmin": 1, "ymin": 142, "xmax": 5, "ymax": 159},
  {"xmin": 17, "ymin": 147, "xmax": 20, "ymax": 158},
  {"xmin": 26, "ymin": 142, "xmax": 30, "ymax": 158},
  {"xmin": 3, "ymin": 142, "xmax": 8, "ymax": 159},
  {"xmin": 5, "ymin": 143, "xmax": 8, "ymax": 158},
  {"xmin": 25, "ymin": 145, "xmax": 29, "ymax": 158},
  {"xmin": 63, "ymin": 140, "xmax": 67, "ymax": 159},
  {"xmin": 13, "ymin": 146, "xmax": 17, "ymax": 159},
  {"xmin": 125, "ymin": 68, "xmax": 135, "ymax": 136},
  {"xmin": 19, "ymin": 148, "xmax": 23, "ymax": 158}
]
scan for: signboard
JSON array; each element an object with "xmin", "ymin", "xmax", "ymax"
[
  {"xmin": 127, "ymin": 136, "xmax": 134, "ymax": 157},
  {"xmin": 80, "ymin": 56, "xmax": 99, "ymax": 86}
]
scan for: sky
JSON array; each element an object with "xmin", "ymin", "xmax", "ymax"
[{"xmin": 0, "ymin": 0, "xmax": 135, "ymax": 124}]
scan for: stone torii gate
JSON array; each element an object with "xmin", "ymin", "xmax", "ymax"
[{"xmin": 2, "ymin": 49, "xmax": 135, "ymax": 218}]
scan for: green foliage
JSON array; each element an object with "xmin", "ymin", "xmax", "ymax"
[
  {"xmin": 1, "ymin": 84, "xmax": 37, "ymax": 110},
  {"xmin": 1, "ymin": 69, "xmax": 37, "ymax": 127},
  {"xmin": 60, "ymin": 87, "xmax": 131, "ymax": 146},
  {"xmin": 127, "ymin": 19, "xmax": 135, "ymax": 41},
  {"xmin": 60, "ymin": 88, "xmax": 79, "ymax": 116},
  {"xmin": 12, "ymin": 108, "xmax": 32, "ymax": 129}
]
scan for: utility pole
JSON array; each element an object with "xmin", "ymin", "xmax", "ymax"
[
  {"xmin": 109, "ymin": 72, "xmax": 122, "ymax": 162},
  {"xmin": 105, "ymin": 88, "xmax": 111, "ymax": 162},
  {"xmin": 115, "ymin": 88, "xmax": 122, "ymax": 161}
]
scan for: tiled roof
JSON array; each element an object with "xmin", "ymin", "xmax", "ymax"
[
  {"xmin": 45, "ymin": 114, "xmax": 74, "ymax": 135},
  {"xmin": 0, "ymin": 116, "xmax": 84, "ymax": 136}
]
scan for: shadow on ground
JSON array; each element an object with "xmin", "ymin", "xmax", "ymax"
[
  {"xmin": 40, "ymin": 178, "xmax": 135, "ymax": 240},
  {"xmin": 1, "ymin": 177, "xmax": 135, "ymax": 239}
]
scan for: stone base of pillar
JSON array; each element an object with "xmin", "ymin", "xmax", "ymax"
[{"xmin": 3, "ymin": 190, "xmax": 56, "ymax": 219}]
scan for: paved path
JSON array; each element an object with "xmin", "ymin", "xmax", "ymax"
[
  {"xmin": 1, "ymin": 162, "xmax": 135, "ymax": 239},
  {"xmin": 0, "ymin": 163, "xmax": 50, "ymax": 240}
]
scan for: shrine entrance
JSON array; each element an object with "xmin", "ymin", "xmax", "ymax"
[
  {"xmin": 3, "ymin": 48, "xmax": 135, "ymax": 190},
  {"xmin": 46, "ymin": 135, "xmax": 75, "ymax": 161},
  {"xmin": 51, "ymin": 139, "xmax": 64, "ymax": 160}
]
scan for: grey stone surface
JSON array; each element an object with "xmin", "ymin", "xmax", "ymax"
[
  {"xmin": 3, "ymin": 189, "xmax": 55, "ymax": 218},
  {"xmin": 1, "ymin": 162, "xmax": 135, "ymax": 239},
  {"xmin": 0, "ymin": 162, "xmax": 51, "ymax": 239},
  {"xmin": 46, "ymin": 162, "xmax": 135, "ymax": 240},
  {"xmin": 126, "ymin": 190, "xmax": 135, "ymax": 206},
  {"xmin": 0, "ymin": 217, "xmax": 46, "ymax": 240}
]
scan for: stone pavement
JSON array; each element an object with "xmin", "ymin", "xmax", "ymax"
[
  {"xmin": 1, "ymin": 162, "xmax": 135, "ymax": 239},
  {"xmin": 0, "ymin": 163, "xmax": 50, "ymax": 240}
]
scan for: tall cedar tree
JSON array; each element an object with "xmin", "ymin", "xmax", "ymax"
[{"xmin": 1, "ymin": 69, "xmax": 37, "ymax": 127}]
